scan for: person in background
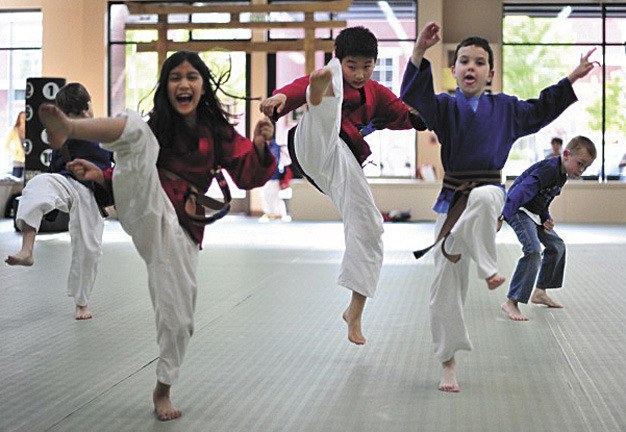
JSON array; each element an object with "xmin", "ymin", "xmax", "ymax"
[
  {"xmin": 501, "ymin": 136, "xmax": 596, "ymax": 321},
  {"xmin": 5, "ymin": 83, "xmax": 113, "ymax": 321},
  {"xmin": 546, "ymin": 137, "xmax": 563, "ymax": 159},
  {"xmin": 4, "ymin": 111, "xmax": 26, "ymax": 178},
  {"xmin": 259, "ymin": 120, "xmax": 292, "ymax": 222}
]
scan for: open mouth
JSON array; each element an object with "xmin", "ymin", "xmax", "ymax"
[
  {"xmin": 463, "ymin": 75, "xmax": 476, "ymax": 86},
  {"xmin": 176, "ymin": 94, "xmax": 193, "ymax": 103}
]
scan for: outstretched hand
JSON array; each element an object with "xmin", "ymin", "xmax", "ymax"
[
  {"xmin": 66, "ymin": 158, "xmax": 105, "ymax": 186},
  {"xmin": 38, "ymin": 104, "xmax": 72, "ymax": 149},
  {"xmin": 568, "ymin": 48, "xmax": 600, "ymax": 83}
]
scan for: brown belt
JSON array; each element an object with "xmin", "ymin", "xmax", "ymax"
[{"xmin": 414, "ymin": 170, "xmax": 502, "ymax": 263}]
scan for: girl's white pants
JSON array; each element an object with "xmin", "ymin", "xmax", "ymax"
[{"xmin": 103, "ymin": 111, "xmax": 199, "ymax": 385}]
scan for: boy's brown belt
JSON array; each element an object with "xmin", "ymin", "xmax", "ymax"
[{"xmin": 414, "ymin": 170, "xmax": 502, "ymax": 262}]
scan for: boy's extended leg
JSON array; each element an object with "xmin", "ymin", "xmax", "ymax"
[
  {"xmin": 452, "ymin": 186, "xmax": 505, "ymax": 289},
  {"xmin": 6, "ymin": 173, "xmax": 69, "ymax": 267},
  {"xmin": 294, "ymin": 59, "xmax": 384, "ymax": 344}
]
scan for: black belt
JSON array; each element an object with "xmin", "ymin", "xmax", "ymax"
[
  {"xmin": 414, "ymin": 170, "xmax": 502, "ymax": 262},
  {"xmin": 287, "ymin": 125, "xmax": 324, "ymax": 194},
  {"xmin": 159, "ymin": 168, "xmax": 231, "ymax": 225}
]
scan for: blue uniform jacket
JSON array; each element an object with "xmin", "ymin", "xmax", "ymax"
[
  {"xmin": 400, "ymin": 58, "xmax": 577, "ymax": 213},
  {"xmin": 502, "ymin": 156, "xmax": 567, "ymax": 223}
]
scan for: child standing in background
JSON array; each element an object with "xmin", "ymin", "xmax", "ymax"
[{"xmin": 501, "ymin": 136, "xmax": 596, "ymax": 321}]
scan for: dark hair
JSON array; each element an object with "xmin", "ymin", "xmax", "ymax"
[
  {"xmin": 454, "ymin": 36, "xmax": 494, "ymax": 70},
  {"xmin": 566, "ymin": 135, "xmax": 597, "ymax": 159},
  {"xmin": 334, "ymin": 26, "xmax": 378, "ymax": 61},
  {"xmin": 55, "ymin": 82, "xmax": 91, "ymax": 116},
  {"xmin": 551, "ymin": 137, "xmax": 563, "ymax": 146},
  {"xmin": 147, "ymin": 50, "xmax": 234, "ymax": 149}
]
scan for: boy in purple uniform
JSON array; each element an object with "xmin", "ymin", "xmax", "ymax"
[
  {"xmin": 400, "ymin": 21, "xmax": 597, "ymax": 392},
  {"xmin": 501, "ymin": 136, "xmax": 596, "ymax": 321}
]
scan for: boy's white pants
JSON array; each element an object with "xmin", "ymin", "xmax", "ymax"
[
  {"xmin": 430, "ymin": 185, "xmax": 504, "ymax": 362},
  {"xmin": 293, "ymin": 58, "xmax": 384, "ymax": 298},
  {"xmin": 102, "ymin": 111, "xmax": 199, "ymax": 385},
  {"xmin": 16, "ymin": 173, "xmax": 104, "ymax": 307}
]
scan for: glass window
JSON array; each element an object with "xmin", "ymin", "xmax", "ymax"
[
  {"xmin": 0, "ymin": 10, "xmax": 42, "ymax": 175},
  {"xmin": 501, "ymin": 4, "xmax": 626, "ymax": 181},
  {"xmin": 269, "ymin": 0, "xmax": 417, "ymax": 178}
]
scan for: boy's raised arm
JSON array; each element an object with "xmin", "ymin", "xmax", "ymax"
[{"xmin": 411, "ymin": 22, "xmax": 441, "ymax": 67}]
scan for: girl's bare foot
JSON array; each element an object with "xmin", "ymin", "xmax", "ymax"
[
  {"xmin": 75, "ymin": 305, "xmax": 93, "ymax": 320},
  {"xmin": 438, "ymin": 357, "xmax": 460, "ymax": 393},
  {"xmin": 501, "ymin": 299, "xmax": 528, "ymax": 321},
  {"xmin": 531, "ymin": 289, "xmax": 563, "ymax": 308},
  {"xmin": 486, "ymin": 273, "xmax": 505, "ymax": 290},
  {"xmin": 5, "ymin": 250, "xmax": 34, "ymax": 266},
  {"xmin": 153, "ymin": 382, "xmax": 181, "ymax": 421},
  {"xmin": 308, "ymin": 68, "xmax": 333, "ymax": 106}
]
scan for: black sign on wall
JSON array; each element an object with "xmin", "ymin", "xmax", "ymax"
[{"xmin": 24, "ymin": 77, "xmax": 66, "ymax": 181}]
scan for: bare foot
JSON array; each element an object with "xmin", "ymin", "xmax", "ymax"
[
  {"xmin": 5, "ymin": 251, "xmax": 34, "ymax": 266},
  {"xmin": 153, "ymin": 382, "xmax": 181, "ymax": 421},
  {"xmin": 486, "ymin": 273, "xmax": 505, "ymax": 290},
  {"xmin": 501, "ymin": 299, "xmax": 528, "ymax": 321},
  {"xmin": 75, "ymin": 305, "xmax": 93, "ymax": 320},
  {"xmin": 342, "ymin": 309, "xmax": 366, "ymax": 345},
  {"xmin": 308, "ymin": 68, "xmax": 333, "ymax": 106},
  {"xmin": 531, "ymin": 289, "xmax": 563, "ymax": 308},
  {"xmin": 438, "ymin": 357, "xmax": 460, "ymax": 393}
]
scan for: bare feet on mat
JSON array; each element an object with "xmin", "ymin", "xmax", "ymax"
[
  {"xmin": 486, "ymin": 273, "xmax": 505, "ymax": 290},
  {"xmin": 5, "ymin": 250, "xmax": 34, "ymax": 266},
  {"xmin": 75, "ymin": 305, "xmax": 93, "ymax": 320},
  {"xmin": 342, "ymin": 309, "xmax": 366, "ymax": 345},
  {"xmin": 531, "ymin": 289, "xmax": 563, "ymax": 308},
  {"xmin": 501, "ymin": 299, "xmax": 528, "ymax": 321},
  {"xmin": 308, "ymin": 68, "xmax": 333, "ymax": 106},
  {"xmin": 153, "ymin": 382, "xmax": 181, "ymax": 421},
  {"xmin": 343, "ymin": 291, "xmax": 367, "ymax": 345},
  {"xmin": 438, "ymin": 357, "xmax": 460, "ymax": 393}
]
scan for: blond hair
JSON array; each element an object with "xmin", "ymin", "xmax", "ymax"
[{"xmin": 566, "ymin": 135, "xmax": 597, "ymax": 159}]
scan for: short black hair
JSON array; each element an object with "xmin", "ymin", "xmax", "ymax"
[
  {"xmin": 334, "ymin": 26, "xmax": 378, "ymax": 61},
  {"xmin": 55, "ymin": 82, "xmax": 91, "ymax": 116},
  {"xmin": 454, "ymin": 36, "xmax": 494, "ymax": 70},
  {"xmin": 551, "ymin": 137, "xmax": 563, "ymax": 146}
]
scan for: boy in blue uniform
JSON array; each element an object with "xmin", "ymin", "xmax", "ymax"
[
  {"xmin": 501, "ymin": 136, "xmax": 596, "ymax": 321},
  {"xmin": 400, "ymin": 21, "xmax": 597, "ymax": 392}
]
